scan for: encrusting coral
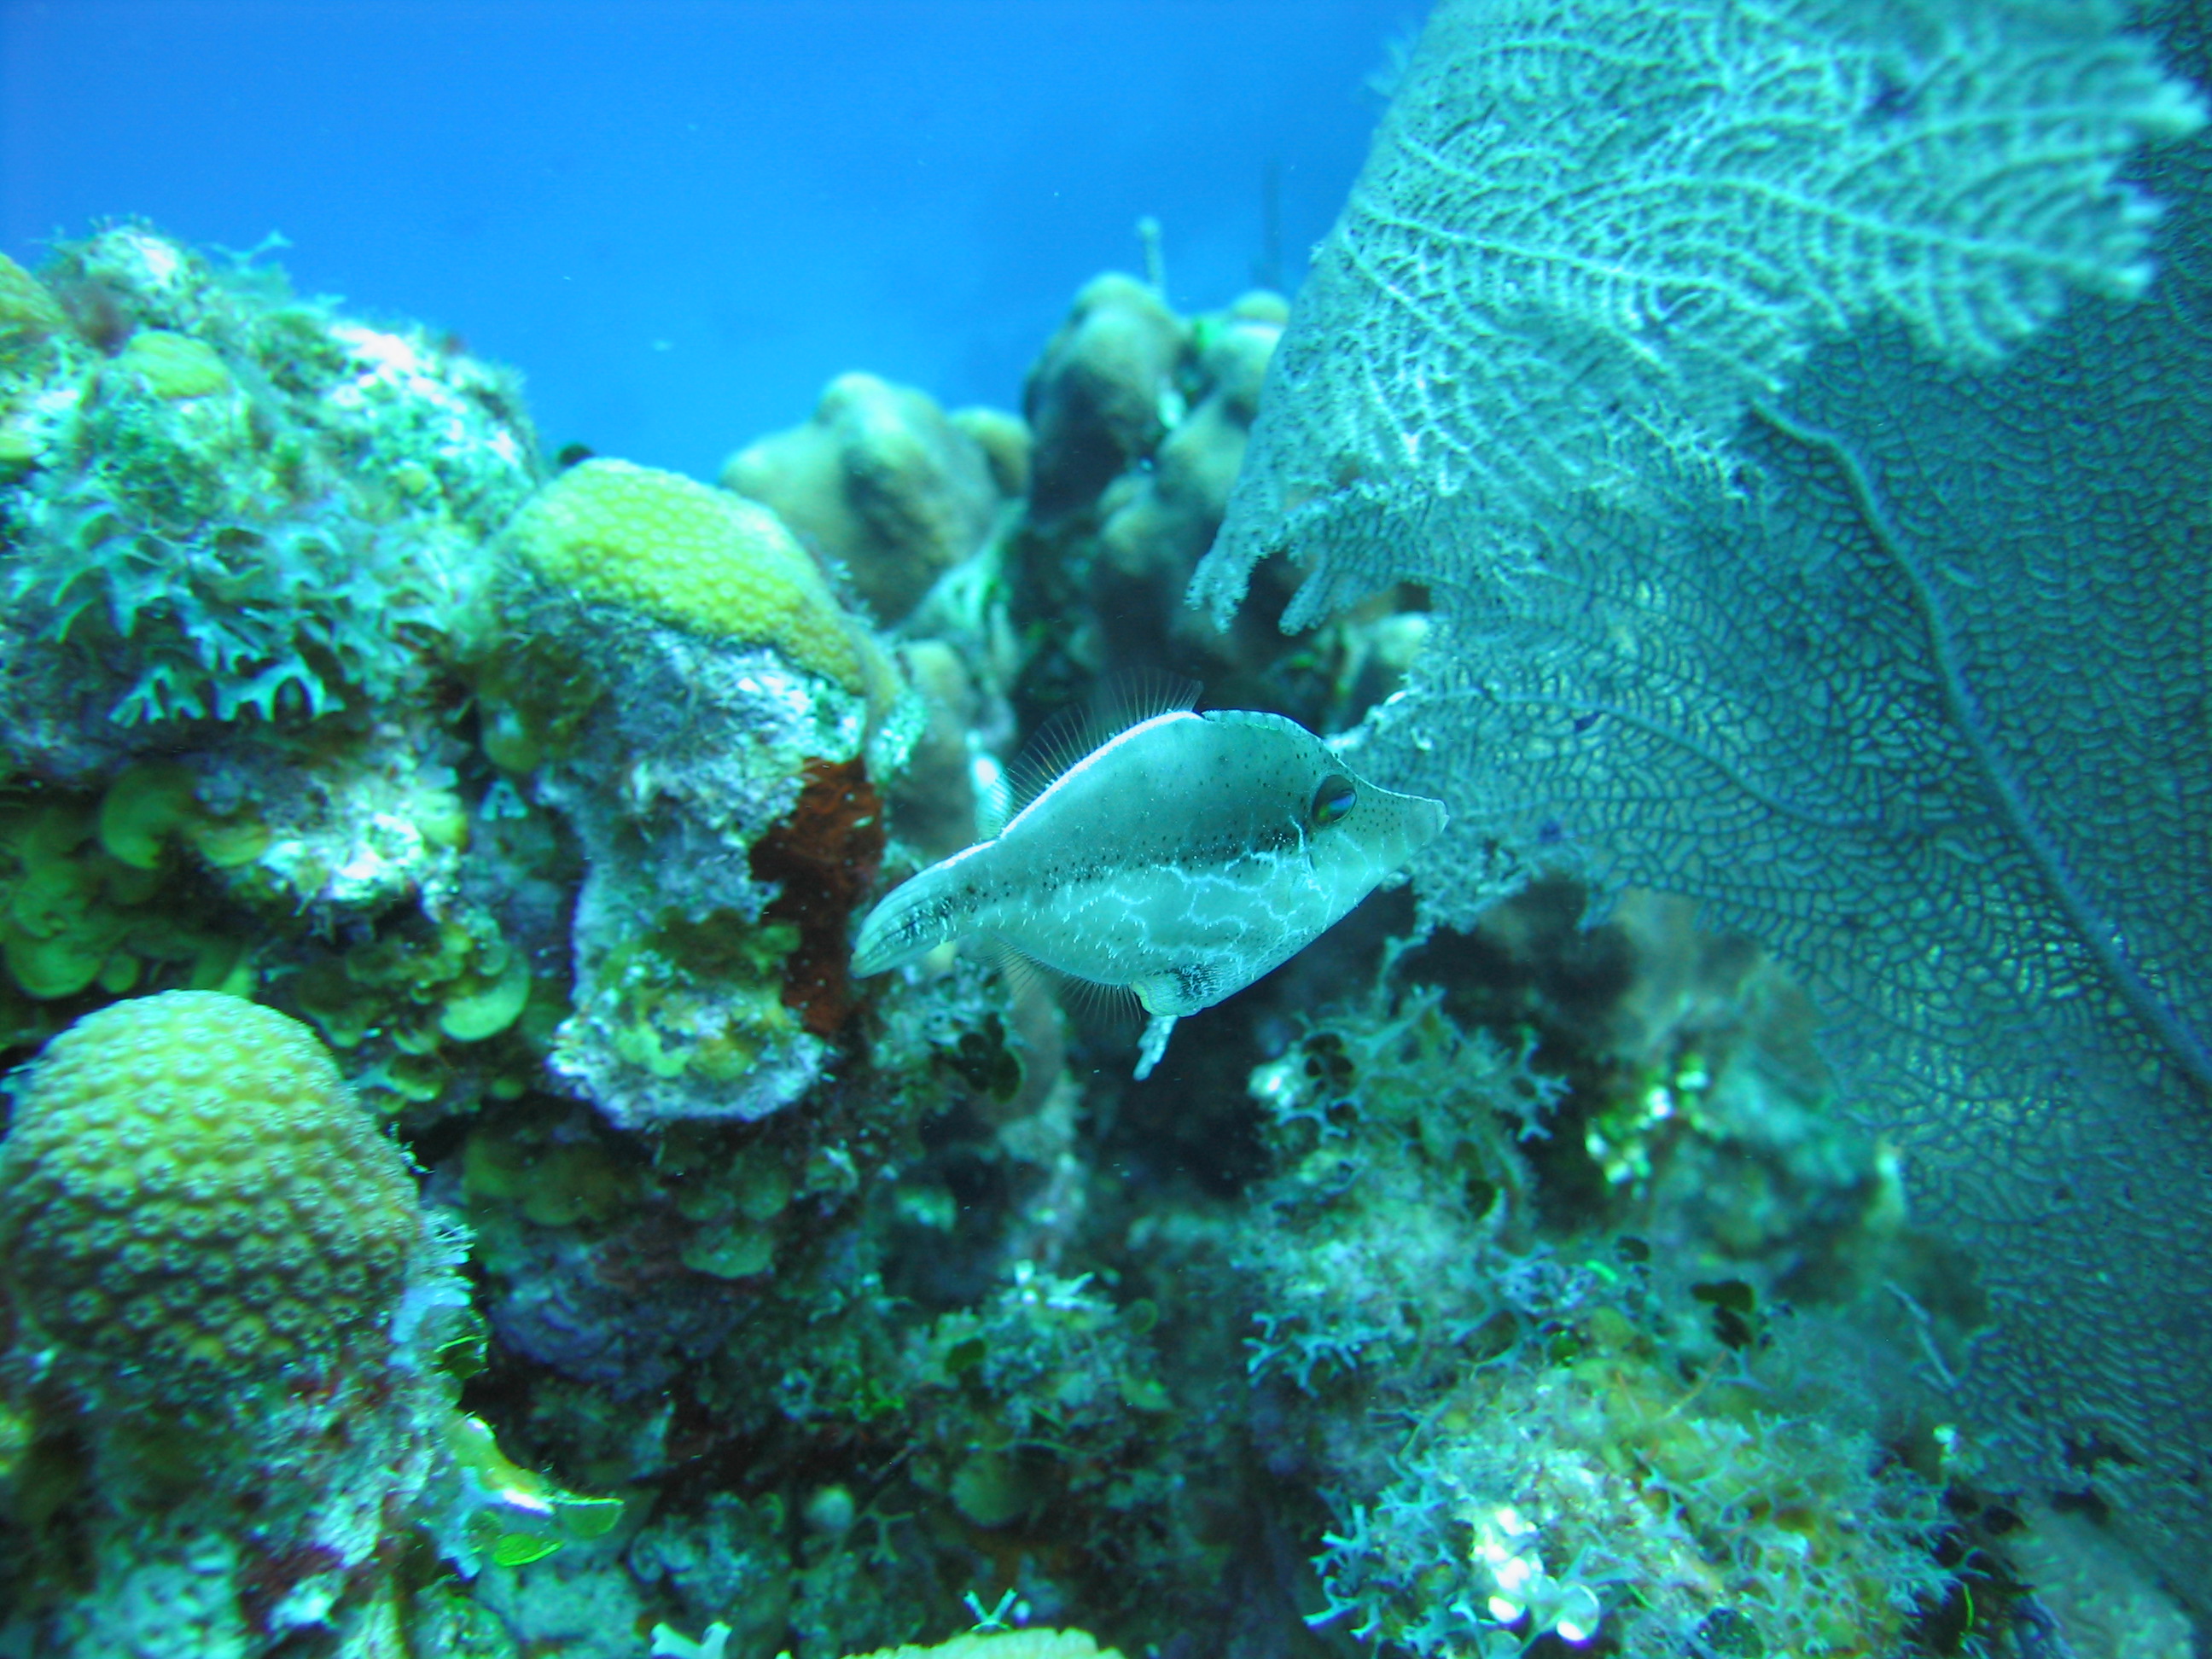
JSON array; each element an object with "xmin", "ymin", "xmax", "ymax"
[{"xmin": 491, "ymin": 455, "xmax": 919, "ymax": 1128}]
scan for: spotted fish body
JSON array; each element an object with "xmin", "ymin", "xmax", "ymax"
[{"xmin": 851, "ymin": 702, "xmax": 1447, "ymax": 1076}]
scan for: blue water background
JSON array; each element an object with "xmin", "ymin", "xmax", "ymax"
[{"xmin": 1, "ymin": 0, "xmax": 1408, "ymax": 477}]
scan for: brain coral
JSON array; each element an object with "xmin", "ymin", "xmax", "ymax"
[
  {"xmin": 0, "ymin": 990, "xmax": 421, "ymax": 1396},
  {"xmin": 504, "ymin": 457, "xmax": 869, "ymax": 691}
]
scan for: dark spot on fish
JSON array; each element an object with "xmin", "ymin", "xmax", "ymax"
[
  {"xmin": 1168, "ymin": 962, "xmax": 1218, "ymax": 1001},
  {"xmin": 1863, "ymin": 69, "xmax": 1916, "ymax": 122}
]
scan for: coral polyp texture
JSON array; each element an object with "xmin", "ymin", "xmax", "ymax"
[
  {"xmin": 0, "ymin": 991, "xmax": 627, "ymax": 1658},
  {"xmin": 504, "ymin": 456, "xmax": 872, "ymax": 693},
  {"xmin": 0, "ymin": 988, "xmax": 420, "ymax": 1393}
]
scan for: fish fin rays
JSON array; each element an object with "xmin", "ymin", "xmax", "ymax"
[
  {"xmin": 995, "ymin": 669, "xmax": 1203, "ymax": 828},
  {"xmin": 976, "ymin": 770, "xmax": 1014, "ymax": 839},
  {"xmin": 984, "ymin": 938, "xmax": 1051, "ymax": 1004},
  {"xmin": 1094, "ymin": 667, "xmax": 1204, "ymax": 736},
  {"xmin": 1057, "ymin": 975, "xmax": 1145, "ymax": 1036},
  {"xmin": 981, "ymin": 935, "xmax": 1144, "ymax": 1044}
]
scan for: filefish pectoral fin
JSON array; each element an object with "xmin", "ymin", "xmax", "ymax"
[{"xmin": 1134, "ymin": 1013, "xmax": 1179, "ymax": 1081}]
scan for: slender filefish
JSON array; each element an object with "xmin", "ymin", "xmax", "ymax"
[{"xmin": 851, "ymin": 683, "xmax": 1447, "ymax": 1077}]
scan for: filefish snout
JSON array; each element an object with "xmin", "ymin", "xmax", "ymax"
[{"xmin": 1322, "ymin": 777, "xmax": 1448, "ymax": 885}]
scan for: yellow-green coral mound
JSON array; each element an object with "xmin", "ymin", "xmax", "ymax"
[
  {"xmin": 504, "ymin": 457, "xmax": 869, "ymax": 690},
  {"xmin": 0, "ymin": 990, "xmax": 421, "ymax": 1395}
]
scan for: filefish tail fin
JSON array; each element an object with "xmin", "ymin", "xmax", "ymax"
[{"xmin": 851, "ymin": 863, "xmax": 963, "ymax": 977}]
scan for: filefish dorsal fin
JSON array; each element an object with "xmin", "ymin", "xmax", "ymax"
[
  {"xmin": 1200, "ymin": 708, "xmax": 1309, "ymax": 741},
  {"xmin": 983, "ymin": 670, "xmax": 1202, "ymax": 835}
]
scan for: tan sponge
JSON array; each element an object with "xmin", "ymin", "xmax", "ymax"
[{"xmin": 0, "ymin": 991, "xmax": 421, "ymax": 1395}]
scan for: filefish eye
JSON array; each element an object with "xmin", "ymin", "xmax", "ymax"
[{"xmin": 1310, "ymin": 775, "xmax": 1357, "ymax": 827}]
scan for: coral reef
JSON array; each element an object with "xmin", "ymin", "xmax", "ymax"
[
  {"xmin": 1993, "ymin": 1503, "xmax": 2197, "ymax": 1659},
  {"xmin": 487, "ymin": 454, "xmax": 927, "ymax": 1127},
  {"xmin": 1237, "ymin": 987, "xmax": 1959, "ymax": 1658},
  {"xmin": 0, "ymin": 224, "xmax": 557, "ymax": 1133},
  {"xmin": 503, "ymin": 628, "xmax": 902, "ymax": 1126},
  {"xmin": 901, "ymin": 1263, "xmax": 1176, "ymax": 1534},
  {"xmin": 1022, "ymin": 274, "xmax": 1186, "ymax": 521},
  {"xmin": 0, "ymin": 778, "xmax": 253, "ymax": 1052},
  {"xmin": 720, "ymin": 372, "xmax": 1022, "ymax": 626},
  {"xmin": 1310, "ymin": 1328, "xmax": 1953, "ymax": 1658},
  {"xmin": 1191, "ymin": 0, "xmax": 2212, "ymax": 1616},
  {"xmin": 0, "ymin": 251, "xmax": 69, "ymax": 358},
  {"xmin": 0, "ymin": 219, "xmax": 2164, "ymax": 1659},
  {"xmin": 1094, "ymin": 290, "xmax": 1284, "ymax": 587},
  {"xmin": 0, "ymin": 225, "xmax": 530, "ymax": 780},
  {"xmin": 881, "ymin": 638, "xmax": 987, "ymax": 863},
  {"xmin": 995, "ymin": 275, "xmax": 1423, "ymax": 743}
]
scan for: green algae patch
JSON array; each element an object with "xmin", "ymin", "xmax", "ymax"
[
  {"xmin": 439, "ymin": 950, "xmax": 531, "ymax": 1042},
  {"xmin": 462, "ymin": 1104, "xmax": 639, "ymax": 1229},
  {"xmin": 116, "ymin": 329, "xmax": 230, "ymax": 399},
  {"xmin": 96, "ymin": 762, "xmax": 271, "ymax": 871},
  {"xmin": 443, "ymin": 1413, "xmax": 626, "ymax": 1572}
]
